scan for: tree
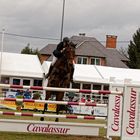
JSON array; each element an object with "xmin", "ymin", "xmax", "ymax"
[
  {"xmin": 127, "ymin": 28, "xmax": 140, "ymax": 69},
  {"xmin": 119, "ymin": 46, "xmax": 128, "ymax": 58},
  {"xmin": 21, "ymin": 43, "xmax": 33, "ymax": 54},
  {"xmin": 21, "ymin": 43, "xmax": 41, "ymax": 59}
]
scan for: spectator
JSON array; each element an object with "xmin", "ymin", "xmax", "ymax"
[
  {"xmin": 86, "ymin": 95, "xmax": 91, "ymax": 102},
  {"xmin": 15, "ymin": 90, "xmax": 23, "ymax": 98},
  {"xmin": 23, "ymin": 89, "xmax": 31, "ymax": 99},
  {"xmin": 81, "ymin": 95, "xmax": 86, "ymax": 103}
]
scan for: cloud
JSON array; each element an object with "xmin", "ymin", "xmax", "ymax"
[{"xmin": 0, "ymin": 0, "xmax": 140, "ymax": 52}]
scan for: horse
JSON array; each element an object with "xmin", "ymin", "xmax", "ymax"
[{"xmin": 40, "ymin": 42, "xmax": 76, "ymax": 122}]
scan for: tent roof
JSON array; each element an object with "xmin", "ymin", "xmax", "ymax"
[
  {"xmin": 0, "ymin": 52, "xmax": 44, "ymax": 78},
  {"xmin": 42, "ymin": 61, "xmax": 140, "ymax": 84}
]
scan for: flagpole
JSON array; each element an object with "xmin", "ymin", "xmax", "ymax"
[
  {"xmin": 0, "ymin": 29, "xmax": 5, "ymax": 83},
  {"xmin": 60, "ymin": 0, "xmax": 65, "ymax": 42}
]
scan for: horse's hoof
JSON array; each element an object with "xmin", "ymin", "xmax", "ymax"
[
  {"xmin": 40, "ymin": 117, "xmax": 44, "ymax": 121},
  {"xmin": 55, "ymin": 118, "xmax": 59, "ymax": 122}
]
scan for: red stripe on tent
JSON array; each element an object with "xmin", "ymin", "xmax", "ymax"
[
  {"xmin": 30, "ymin": 86, "xmax": 43, "ymax": 90},
  {"xmin": 10, "ymin": 85, "xmax": 23, "ymax": 89},
  {"xmin": 79, "ymin": 89, "xmax": 91, "ymax": 93}
]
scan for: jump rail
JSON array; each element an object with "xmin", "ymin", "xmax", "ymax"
[
  {"xmin": 0, "ymin": 111, "xmax": 106, "ymax": 120},
  {"xmin": 0, "ymin": 84, "xmax": 122, "ymax": 95},
  {"xmin": 0, "ymin": 119, "xmax": 106, "ymax": 128},
  {"xmin": 0, "ymin": 97, "xmax": 107, "ymax": 107}
]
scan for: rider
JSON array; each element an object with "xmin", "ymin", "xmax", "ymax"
[{"xmin": 45, "ymin": 37, "xmax": 70, "ymax": 78}]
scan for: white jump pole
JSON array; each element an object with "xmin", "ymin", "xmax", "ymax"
[
  {"xmin": 0, "ymin": 111, "xmax": 106, "ymax": 120},
  {"xmin": 0, "ymin": 97, "xmax": 107, "ymax": 107},
  {"xmin": 0, "ymin": 84, "xmax": 122, "ymax": 95}
]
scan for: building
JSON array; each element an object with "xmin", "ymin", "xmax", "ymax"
[
  {"xmin": 40, "ymin": 34, "xmax": 129, "ymax": 104},
  {"xmin": 0, "ymin": 52, "xmax": 44, "ymax": 87},
  {"xmin": 39, "ymin": 34, "xmax": 129, "ymax": 68},
  {"xmin": 42, "ymin": 61, "xmax": 140, "ymax": 105}
]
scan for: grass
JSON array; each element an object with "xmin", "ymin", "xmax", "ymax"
[{"xmin": 0, "ymin": 132, "xmax": 110, "ymax": 140}]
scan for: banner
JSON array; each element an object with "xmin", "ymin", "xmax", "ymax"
[
  {"xmin": 72, "ymin": 105, "xmax": 107, "ymax": 116},
  {"xmin": 121, "ymin": 85, "xmax": 140, "ymax": 140},
  {"xmin": 0, "ymin": 119, "xmax": 100, "ymax": 136},
  {"xmin": 0, "ymin": 100, "xmax": 56, "ymax": 112},
  {"xmin": 107, "ymin": 84, "xmax": 123, "ymax": 137}
]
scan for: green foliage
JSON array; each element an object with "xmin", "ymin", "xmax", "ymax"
[
  {"xmin": 32, "ymin": 92, "xmax": 41, "ymax": 100},
  {"xmin": 128, "ymin": 28, "xmax": 140, "ymax": 68},
  {"xmin": 21, "ymin": 43, "xmax": 32, "ymax": 54},
  {"xmin": 21, "ymin": 43, "xmax": 41, "ymax": 59},
  {"xmin": 15, "ymin": 95, "xmax": 23, "ymax": 107}
]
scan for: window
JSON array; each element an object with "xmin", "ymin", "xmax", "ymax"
[
  {"xmin": 92, "ymin": 84, "xmax": 101, "ymax": 90},
  {"xmin": 92, "ymin": 84, "xmax": 101, "ymax": 102},
  {"xmin": 13, "ymin": 78, "xmax": 20, "ymax": 85},
  {"xmin": 77, "ymin": 57, "xmax": 88, "ymax": 64},
  {"xmin": 1, "ymin": 77, "xmax": 9, "ymax": 84},
  {"xmin": 72, "ymin": 83, "xmax": 80, "ymax": 89},
  {"xmin": 33, "ymin": 80, "xmax": 42, "ymax": 86},
  {"xmin": 91, "ymin": 57, "xmax": 101, "ymax": 65},
  {"xmin": 104, "ymin": 85, "xmax": 109, "ymax": 90},
  {"xmin": 23, "ymin": 79, "xmax": 30, "ymax": 86},
  {"xmin": 83, "ymin": 83, "xmax": 91, "ymax": 89}
]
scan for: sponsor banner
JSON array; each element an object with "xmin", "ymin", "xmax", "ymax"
[
  {"xmin": 0, "ymin": 119, "xmax": 99, "ymax": 136},
  {"xmin": 0, "ymin": 99, "xmax": 107, "ymax": 116},
  {"xmin": 0, "ymin": 91, "xmax": 56, "ymax": 111},
  {"xmin": 0, "ymin": 100, "xmax": 16, "ymax": 108},
  {"xmin": 72, "ymin": 105, "xmax": 107, "ymax": 116},
  {"xmin": 122, "ymin": 85, "xmax": 140, "ymax": 139},
  {"xmin": 0, "ymin": 100, "xmax": 56, "ymax": 112},
  {"xmin": 24, "ymin": 102, "xmax": 56, "ymax": 112},
  {"xmin": 47, "ymin": 104, "xmax": 56, "ymax": 112},
  {"xmin": 107, "ymin": 85, "xmax": 123, "ymax": 137}
]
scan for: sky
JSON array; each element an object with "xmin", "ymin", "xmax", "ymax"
[{"xmin": 0, "ymin": 0, "xmax": 140, "ymax": 53}]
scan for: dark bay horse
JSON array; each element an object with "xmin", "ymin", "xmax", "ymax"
[{"xmin": 41, "ymin": 42, "xmax": 76, "ymax": 122}]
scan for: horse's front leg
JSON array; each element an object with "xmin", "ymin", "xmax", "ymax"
[
  {"xmin": 40, "ymin": 91, "xmax": 50, "ymax": 121},
  {"xmin": 55, "ymin": 104, "xmax": 60, "ymax": 122},
  {"xmin": 55, "ymin": 92, "xmax": 64, "ymax": 122}
]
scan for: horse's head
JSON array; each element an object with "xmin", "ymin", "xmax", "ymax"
[{"xmin": 63, "ymin": 42, "xmax": 76, "ymax": 64}]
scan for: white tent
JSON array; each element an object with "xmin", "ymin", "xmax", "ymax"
[
  {"xmin": 0, "ymin": 52, "xmax": 44, "ymax": 78},
  {"xmin": 42, "ymin": 61, "xmax": 140, "ymax": 83}
]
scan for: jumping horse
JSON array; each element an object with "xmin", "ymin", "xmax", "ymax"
[{"xmin": 40, "ymin": 42, "xmax": 76, "ymax": 122}]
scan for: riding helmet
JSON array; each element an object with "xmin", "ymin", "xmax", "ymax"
[{"xmin": 63, "ymin": 37, "xmax": 70, "ymax": 43}]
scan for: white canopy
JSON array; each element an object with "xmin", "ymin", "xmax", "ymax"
[
  {"xmin": 42, "ymin": 61, "xmax": 140, "ymax": 83},
  {"xmin": 0, "ymin": 52, "xmax": 44, "ymax": 78}
]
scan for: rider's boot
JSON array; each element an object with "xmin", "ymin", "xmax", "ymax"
[{"xmin": 45, "ymin": 65, "xmax": 54, "ymax": 78}]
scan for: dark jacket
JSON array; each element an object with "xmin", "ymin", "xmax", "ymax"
[
  {"xmin": 53, "ymin": 42, "xmax": 64, "ymax": 58},
  {"xmin": 56, "ymin": 42, "xmax": 64, "ymax": 51}
]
